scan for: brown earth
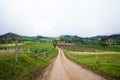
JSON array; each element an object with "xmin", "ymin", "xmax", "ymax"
[
  {"xmin": 36, "ymin": 48, "xmax": 106, "ymax": 80},
  {"xmin": 57, "ymin": 44, "xmax": 96, "ymax": 51},
  {"xmin": 0, "ymin": 49, "xmax": 15, "ymax": 55}
]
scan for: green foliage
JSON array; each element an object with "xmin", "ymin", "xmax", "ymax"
[
  {"xmin": 0, "ymin": 32, "xmax": 51, "ymax": 44},
  {"xmin": 65, "ymin": 51, "xmax": 120, "ymax": 80},
  {"xmin": 101, "ymin": 38, "xmax": 109, "ymax": 47},
  {"xmin": 59, "ymin": 35, "xmax": 83, "ymax": 43},
  {"xmin": 0, "ymin": 41, "xmax": 58, "ymax": 80},
  {"xmin": 0, "ymin": 33, "xmax": 22, "ymax": 44},
  {"xmin": 21, "ymin": 36, "xmax": 37, "ymax": 41},
  {"xmin": 19, "ymin": 42, "xmax": 54, "ymax": 53},
  {"xmin": 53, "ymin": 40, "xmax": 57, "ymax": 48},
  {"xmin": 0, "ymin": 46, "xmax": 14, "ymax": 50}
]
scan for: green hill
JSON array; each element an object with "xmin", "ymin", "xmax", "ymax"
[
  {"xmin": 0, "ymin": 33, "xmax": 52, "ymax": 44},
  {"xmin": 0, "ymin": 33, "xmax": 22, "ymax": 43},
  {"xmin": 58, "ymin": 34, "xmax": 120, "ymax": 45},
  {"xmin": 0, "ymin": 32, "xmax": 21, "ymax": 39}
]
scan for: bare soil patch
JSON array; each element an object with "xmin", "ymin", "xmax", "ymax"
[{"xmin": 57, "ymin": 44, "xmax": 96, "ymax": 51}]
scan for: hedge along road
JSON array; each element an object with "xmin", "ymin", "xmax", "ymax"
[{"xmin": 36, "ymin": 48, "xmax": 106, "ymax": 80}]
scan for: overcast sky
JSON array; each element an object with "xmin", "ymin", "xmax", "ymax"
[{"xmin": 0, "ymin": 0, "xmax": 120, "ymax": 37}]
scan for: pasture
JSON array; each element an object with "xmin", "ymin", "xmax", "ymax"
[
  {"xmin": 0, "ymin": 41, "xmax": 58, "ymax": 80},
  {"xmin": 75, "ymin": 43, "xmax": 120, "ymax": 52}
]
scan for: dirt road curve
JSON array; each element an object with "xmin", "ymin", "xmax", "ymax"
[{"xmin": 36, "ymin": 48, "xmax": 106, "ymax": 80}]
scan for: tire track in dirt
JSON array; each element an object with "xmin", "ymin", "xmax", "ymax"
[{"xmin": 47, "ymin": 49, "xmax": 69, "ymax": 80}]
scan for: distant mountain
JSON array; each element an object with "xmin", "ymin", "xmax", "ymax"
[
  {"xmin": 0, "ymin": 32, "xmax": 120, "ymax": 44},
  {"xmin": 58, "ymin": 34, "xmax": 120, "ymax": 45},
  {"xmin": 59, "ymin": 34, "xmax": 120, "ymax": 40},
  {"xmin": 0, "ymin": 32, "xmax": 54, "ymax": 43},
  {"xmin": 0, "ymin": 32, "xmax": 22, "ymax": 40},
  {"xmin": 107, "ymin": 34, "xmax": 120, "ymax": 40},
  {"xmin": 0, "ymin": 33, "xmax": 54, "ymax": 40},
  {"xmin": 59, "ymin": 35, "xmax": 82, "ymax": 42},
  {"xmin": 0, "ymin": 32, "xmax": 23, "ymax": 43},
  {"xmin": 91, "ymin": 34, "xmax": 120, "ymax": 40},
  {"xmin": 37, "ymin": 35, "xmax": 53, "ymax": 39}
]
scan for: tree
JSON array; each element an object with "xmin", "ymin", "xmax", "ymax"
[
  {"xmin": 0, "ymin": 38, "xmax": 6, "ymax": 43},
  {"xmin": 101, "ymin": 37, "xmax": 109, "ymax": 47},
  {"xmin": 53, "ymin": 40, "xmax": 57, "ymax": 48}
]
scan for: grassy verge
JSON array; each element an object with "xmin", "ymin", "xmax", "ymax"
[
  {"xmin": 0, "ymin": 41, "xmax": 58, "ymax": 80},
  {"xmin": 64, "ymin": 50, "xmax": 120, "ymax": 80}
]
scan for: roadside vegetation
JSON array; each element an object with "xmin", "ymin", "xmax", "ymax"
[
  {"xmin": 64, "ymin": 50, "xmax": 120, "ymax": 80},
  {"xmin": 0, "ymin": 41, "xmax": 58, "ymax": 80}
]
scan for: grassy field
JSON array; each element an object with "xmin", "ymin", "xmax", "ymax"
[
  {"xmin": 65, "ymin": 50, "xmax": 120, "ymax": 80},
  {"xmin": 0, "ymin": 42, "xmax": 25, "ymax": 50},
  {"xmin": 0, "ymin": 41, "xmax": 58, "ymax": 80},
  {"xmin": 19, "ymin": 42, "xmax": 54, "ymax": 53},
  {"xmin": 75, "ymin": 43, "xmax": 120, "ymax": 52}
]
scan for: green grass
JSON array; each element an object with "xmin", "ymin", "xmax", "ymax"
[
  {"xmin": 19, "ymin": 42, "xmax": 54, "ymax": 52},
  {"xmin": 75, "ymin": 43, "xmax": 120, "ymax": 52},
  {"xmin": 0, "ymin": 43, "xmax": 24, "ymax": 46},
  {"xmin": 0, "ymin": 41, "xmax": 58, "ymax": 80},
  {"xmin": 65, "ymin": 50, "xmax": 120, "ymax": 80}
]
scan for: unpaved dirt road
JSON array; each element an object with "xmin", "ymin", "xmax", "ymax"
[{"xmin": 36, "ymin": 48, "xmax": 106, "ymax": 80}]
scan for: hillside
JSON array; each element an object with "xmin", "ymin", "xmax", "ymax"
[
  {"xmin": 0, "ymin": 33, "xmax": 22, "ymax": 43},
  {"xmin": 59, "ymin": 35, "xmax": 82, "ymax": 42},
  {"xmin": 0, "ymin": 32, "xmax": 120, "ymax": 44},
  {"xmin": 0, "ymin": 32, "xmax": 21, "ymax": 39},
  {"xmin": 58, "ymin": 34, "xmax": 120, "ymax": 45},
  {"xmin": 0, "ymin": 33, "xmax": 48, "ymax": 43},
  {"xmin": 90, "ymin": 34, "xmax": 120, "ymax": 45}
]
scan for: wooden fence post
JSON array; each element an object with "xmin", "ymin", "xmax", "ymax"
[
  {"xmin": 95, "ymin": 50, "xmax": 99, "ymax": 63},
  {"xmin": 27, "ymin": 48, "xmax": 29, "ymax": 52},
  {"xmin": 44, "ymin": 50, "xmax": 47, "ymax": 57},
  {"xmin": 15, "ymin": 40, "xmax": 18, "ymax": 63},
  {"xmin": 82, "ymin": 51, "xmax": 84, "ymax": 60}
]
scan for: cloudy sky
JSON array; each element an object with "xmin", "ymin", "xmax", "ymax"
[{"xmin": 0, "ymin": 0, "xmax": 120, "ymax": 37}]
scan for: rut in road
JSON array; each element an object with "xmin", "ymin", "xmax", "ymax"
[{"xmin": 36, "ymin": 48, "xmax": 106, "ymax": 80}]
